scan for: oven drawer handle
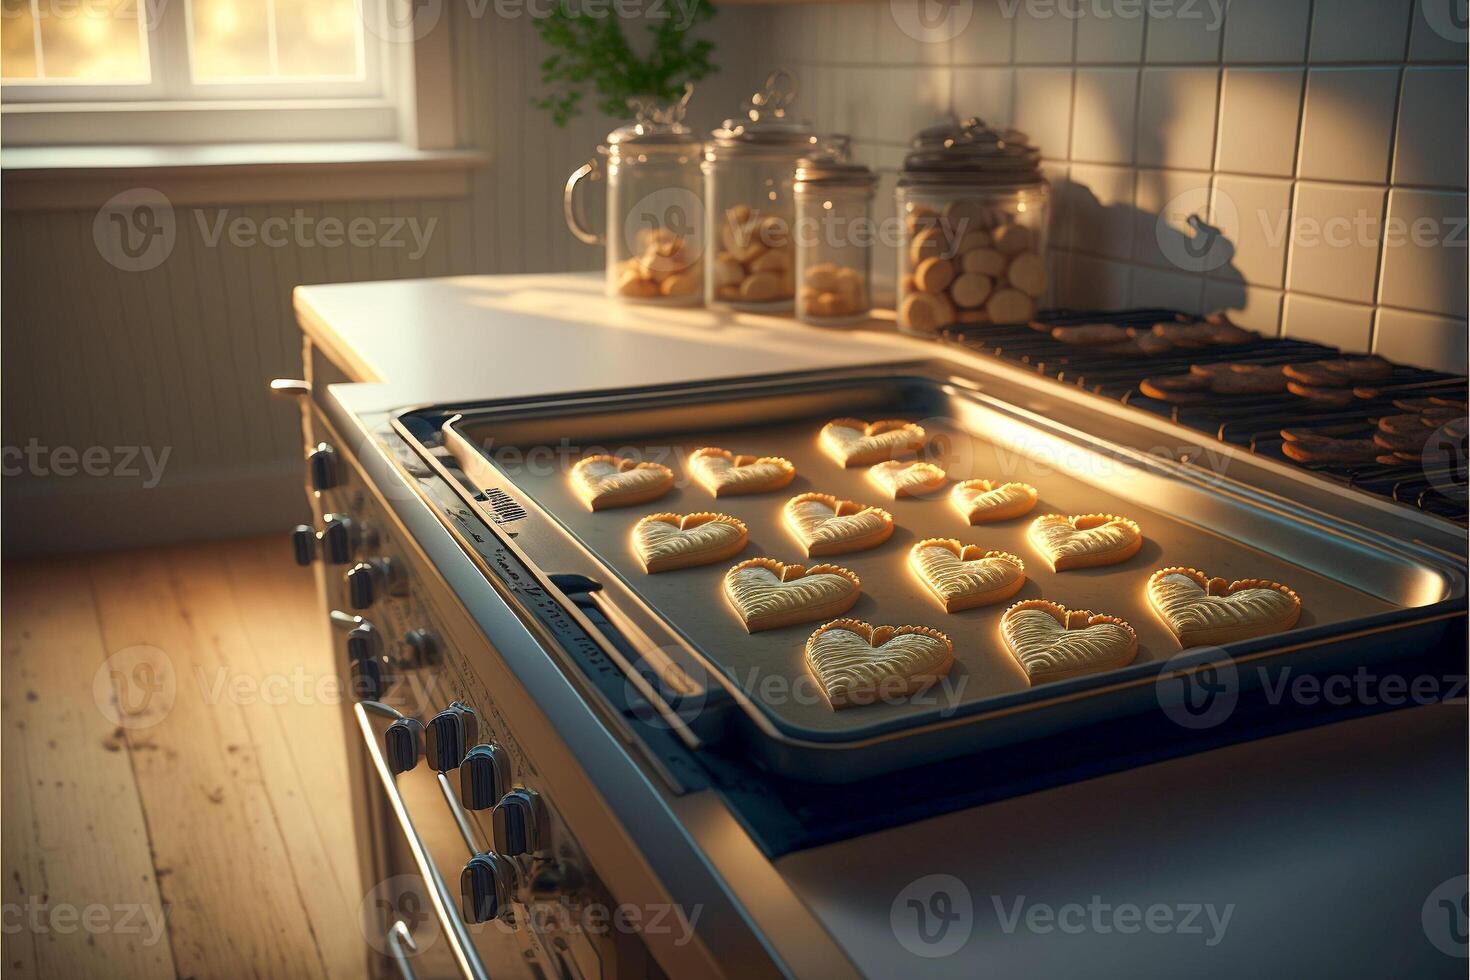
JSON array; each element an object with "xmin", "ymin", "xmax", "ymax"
[
  {"xmin": 386, "ymin": 920, "xmax": 419, "ymax": 980},
  {"xmin": 356, "ymin": 701, "xmax": 492, "ymax": 980}
]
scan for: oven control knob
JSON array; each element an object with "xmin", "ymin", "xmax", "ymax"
[
  {"xmin": 291, "ymin": 525, "xmax": 317, "ymax": 566},
  {"xmin": 308, "ymin": 443, "xmax": 339, "ymax": 491},
  {"xmin": 350, "ymin": 656, "xmax": 385, "ymax": 702},
  {"xmin": 346, "ymin": 562, "xmax": 376, "ymax": 609},
  {"xmin": 347, "ymin": 627, "xmax": 391, "ymax": 702},
  {"xmin": 384, "ymin": 718, "xmax": 423, "ymax": 774},
  {"xmin": 321, "ymin": 515, "xmax": 354, "ymax": 565},
  {"xmin": 426, "ymin": 702, "xmax": 478, "ymax": 772},
  {"xmin": 345, "ymin": 624, "xmax": 381, "ymax": 662},
  {"xmin": 460, "ymin": 743, "xmax": 511, "ymax": 810},
  {"xmin": 461, "ymin": 852, "xmax": 513, "ymax": 924},
  {"xmin": 492, "ymin": 788, "xmax": 542, "ymax": 857},
  {"xmin": 402, "ymin": 628, "xmax": 440, "ymax": 667}
]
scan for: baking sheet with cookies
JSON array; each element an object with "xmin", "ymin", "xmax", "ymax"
[{"xmin": 464, "ymin": 377, "xmax": 1417, "ymax": 741}]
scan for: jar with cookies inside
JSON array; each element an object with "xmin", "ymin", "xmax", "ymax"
[
  {"xmin": 703, "ymin": 71, "xmax": 820, "ymax": 312},
  {"xmin": 793, "ymin": 151, "xmax": 877, "ymax": 326},
  {"xmin": 564, "ymin": 88, "xmax": 705, "ymax": 305},
  {"xmin": 895, "ymin": 118, "xmax": 1050, "ymax": 336}
]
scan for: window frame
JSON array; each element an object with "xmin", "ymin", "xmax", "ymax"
[{"xmin": 2, "ymin": 0, "xmax": 406, "ymax": 145}]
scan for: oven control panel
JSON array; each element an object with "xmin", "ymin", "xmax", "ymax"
[{"xmin": 296, "ymin": 418, "xmax": 633, "ymax": 980}]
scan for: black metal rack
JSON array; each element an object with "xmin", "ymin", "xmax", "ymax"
[{"xmin": 943, "ymin": 310, "xmax": 1469, "ymax": 523}]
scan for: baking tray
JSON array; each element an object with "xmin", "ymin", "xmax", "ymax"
[{"xmin": 435, "ymin": 371, "xmax": 1464, "ymax": 779}]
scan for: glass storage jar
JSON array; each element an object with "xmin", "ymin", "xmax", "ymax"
[
  {"xmin": 793, "ymin": 152, "xmax": 876, "ymax": 326},
  {"xmin": 564, "ymin": 91, "xmax": 704, "ymax": 305},
  {"xmin": 895, "ymin": 118, "xmax": 1050, "ymax": 335},
  {"xmin": 703, "ymin": 71, "xmax": 819, "ymax": 312}
]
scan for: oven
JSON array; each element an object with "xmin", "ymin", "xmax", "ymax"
[{"xmin": 279, "ymin": 313, "xmax": 1467, "ymax": 979}]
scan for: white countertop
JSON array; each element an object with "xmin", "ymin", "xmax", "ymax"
[{"xmin": 293, "ymin": 272, "xmax": 930, "ymax": 411}]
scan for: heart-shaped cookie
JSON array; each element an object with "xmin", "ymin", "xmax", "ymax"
[
  {"xmin": 688, "ymin": 447, "xmax": 796, "ymax": 497},
  {"xmin": 909, "ymin": 539, "xmax": 1026, "ymax": 612},
  {"xmin": 804, "ymin": 619, "xmax": 954, "ymax": 709},
  {"xmin": 632, "ymin": 512, "xmax": 748, "ymax": 573},
  {"xmin": 1147, "ymin": 567, "xmax": 1301, "ymax": 648},
  {"xmin": 723, "ymin": 558, "xmax": 861, "ymax": 632},
  {"xmin": 571, "ymin": 455, "xmax": 674, "ymax": 511},
  {"xmin": 819, "ymin": 418, "xmax": 927, "ymax": 467},
  {"xmin": 783, "ymin": 492, "xmax": 895, "ymax": 556},
  {"xmin": 950, "ymin": 479, "xmax": 1038, "ymax": 523},
  {"xmin": 1000, "ymin": 600, "xmax": 1138, "ymax": 684},
  {"xmin": 1028, "ymin": 513, "xmax": 1142, "ymax": 571},
  {"xmin": 868, "ymin": 460, "xmax": 947, "ymax": 499}
]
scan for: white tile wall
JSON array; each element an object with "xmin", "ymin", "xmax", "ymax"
[
  {"xmin": 1075, "ymin": 8, "xmax": 1145, "ymax": 64},
  {"xmin": 1144, "ymin": 2, "xmax": 1225, "ymax": 63},
  {"xmin": 1374, "ymin": 309, "xmax": 1470, "ymax": 371},
  {"xmin": 1297, "ymin": 69, "xmax": 1400, "ymax": 184},
  {"xmin": 1214, "ymin": 175, "xmax": 1292, "ymax": 288},
  {"xmin": 1215, "ymin": 69, "xmax": 1303, "ymax": 177},
  {"xmin": 1393, "ymin": 68, "xmax": 1470, "ymax": 188},
  {"xmin": 1282, "ymin": 293, "xmax": 1376, "ymax": 350},
  {"xmin": 1308, "ymin": 0, "xmax": 1412, "ymax": 63},
  {"xmin": 1286, "ymin": 182, "xmax": 1386, "ymax": 305},
  {"xmin": 765, "ymin": 0, "xmax": 1467, "ymax": 371},
  {"xmin": 1378, "ymin": 189, "xmax": 1470, "ymax": 318},
  {"xmin": 1072, "ymin": 68, "xmax": 1138, "ymax": 164},
  {"xmin": 1221, "ymin": 0, "xmax": 1311, "ymax": 63}
]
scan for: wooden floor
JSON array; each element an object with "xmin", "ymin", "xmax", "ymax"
[{"xmin": 2, "ymin": 537, "xmax": 364, "ymax": 980}]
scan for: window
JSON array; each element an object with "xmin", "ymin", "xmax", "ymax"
[{"xmin": 2, "ymin": 0, "xmax": 404, "ymax": 144}]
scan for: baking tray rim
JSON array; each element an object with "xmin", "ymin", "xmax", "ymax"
[{"xmin": 422, "ymin": 367, "xmax": 1467, "ymax": 749}]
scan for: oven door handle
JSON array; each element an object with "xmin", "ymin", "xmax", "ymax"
[{"xmin": 356, "ymin": 701, "xmax": 491, "ymax": 980}]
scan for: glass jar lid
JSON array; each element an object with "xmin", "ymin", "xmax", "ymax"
[
  {"xmin": 604, "ymin": 86, "xmax": 702, "ymax": 152},
  {"xmin": 795, "ymin": 144, "xmax": 876, "ymax": 190},
  {"xmin": 708, "ymin": 70, "xmax": 818, "ymax": 155},
  {"xmin": 898, "ymin": 117, "xmax": 1044, "ymax": 187}
]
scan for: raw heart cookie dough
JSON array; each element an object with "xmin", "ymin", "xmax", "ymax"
[
  {"xmin": 723, "ymin": 558, "xmax": 861, "ymax": 633},
  {"xmin": 571, "ymin": 455, "xmax": 675, "ymax": 511},
  {"xmin": 688, "ymin": 447, "xmax": 796, "ymax": 497},
  {"xmin": 1000, "ymin": 600, "xmax": 1138, "ymax": 684},
  {"xmin": 819, "ymin": 418, "xmax": 926, "ymax": 467},
  {"xmin": 804, "ymin": 619, "xmax": 955, "ymax": 710},
  {"xmin": 909, "ymin": 539, "xmax": 1026, "ymax": 612},
  {"xmin": 1147, "ymin": 567, "xmax": 1301, "ymax": 648},
  {"xmin": 868, "ymin": 460, "xmax": 947, "ymax": 499},
  {"xmin": 950, "ymin": 479, "xmax": 1038, "ymax": 524},
  {"xmin": 783, "ymin": 493, "xmax": 895, "ymax": 557},
  {"xmin": 1028, "ymin": 513, "xmax": 1143, "ymax": 571},
  {"xmin": 632, "ymin": 512, "xmax": 748, "ymax": 573}
]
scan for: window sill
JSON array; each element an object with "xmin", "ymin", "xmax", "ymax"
[{"xmin": 1, "ymin": 141, "xmax": 488, "ymax": 209}]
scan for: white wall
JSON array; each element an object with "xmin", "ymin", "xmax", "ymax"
[
  {"xmin": 0, "ymin": 2, "xmax": 774, "ymax": 555},
  {"xmin": 761, "ymin": 0, "xmax": 1467, "ymax": 370}
]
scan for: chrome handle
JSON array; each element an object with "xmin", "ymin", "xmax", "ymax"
[
  {"xmin": 437, "ymin": 771, "xmax": 484, "ymax": 856},
  {"xmin": 386, "ymin": 920, "xmax": 419, "ymax": 980},
  {"xmin": 563, "ymin": 159, "xmax": 604, "ymax": 246},
  {"xmin": 356, "ymin": 701, "xmax": 490, "ymax": 980},
  {"xmin": 270, "ymin": 378, "xmax": 310, "ymax": 399}
]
